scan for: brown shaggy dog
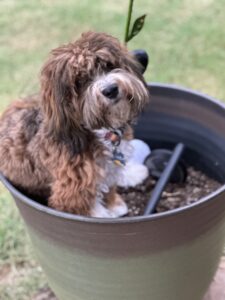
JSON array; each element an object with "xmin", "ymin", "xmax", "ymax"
[{"xmin": 0, "ymin": 32, "xmax": 149, "ymax": 217}]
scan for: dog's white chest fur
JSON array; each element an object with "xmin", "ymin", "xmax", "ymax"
[
  {"xmin": 91, "ymin": 129, "xmax": 149, "ymax": 218},
  {"xmin": 95, "ymin": 128, "xmax": 132, "ymax": 192}
]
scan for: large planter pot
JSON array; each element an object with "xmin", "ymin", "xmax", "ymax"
[{"xmin": 1, "ymin": 83, "xmax": 225, "ymax": 300}]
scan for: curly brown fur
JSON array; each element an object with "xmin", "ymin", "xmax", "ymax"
[{"xmin": 0, "ymin": 32, "xmax": 149, "ymax": 216}]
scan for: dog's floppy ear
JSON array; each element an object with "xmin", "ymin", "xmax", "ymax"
[
  {"xmin": 40, "ymin": 52, "xmax": 88, "ymax": 155},
  {"xmin": 131, "ymin": 49, "xmax": 149, "ymax": 74}
]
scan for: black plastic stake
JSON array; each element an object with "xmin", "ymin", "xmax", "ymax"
[{"xmin": 144, "ymin": 143, "xmax": 185, "ymax": 215}]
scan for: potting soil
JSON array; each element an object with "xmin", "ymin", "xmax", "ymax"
[{"xmin": 118, "ymin": 167, "xmax": 222, "ymax": 217}]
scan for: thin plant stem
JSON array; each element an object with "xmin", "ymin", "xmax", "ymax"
[{"xmin": 124, "ymin": 0, "xmax": 134, "ymax": 44}]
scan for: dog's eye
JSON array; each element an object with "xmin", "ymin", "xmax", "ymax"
[
  {"xmin": 75, "ymin": 79, "xmax": 82, "ymax": 90},
  {"xmin": 106, "ymin": 62, "xmax": 114, "ymax": 71}
]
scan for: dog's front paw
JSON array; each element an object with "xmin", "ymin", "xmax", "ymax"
[
  {"xmin": 90, "ymin": 201, "xmax": 113, "ymax": 218},
  {"xmin": 108, "ymin": 194, "xmax": 128, "ymax": 217},
  {"xmin": 91, "ymin": 194, "xmax": 128, "ymax": 218},
  {"xmin": 117, "ymin": 162, "xmax": 149, "ymax": 188}
]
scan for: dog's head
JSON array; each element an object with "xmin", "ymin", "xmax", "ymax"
[{"xmin": 40, "ymin": 32, "xmax": 149, "ymax": 154}]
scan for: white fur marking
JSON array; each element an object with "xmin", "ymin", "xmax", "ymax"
[
  {"xmin": 91, "ymin": 201, "xmax": 113, "ymax": 218},
  {"xmin": 117, "ymin": 162, "xmax": 149, "ymax": 188},
  {"xmin": 109, "ymin": 199, "xmax": 128, "ymax": 217}
]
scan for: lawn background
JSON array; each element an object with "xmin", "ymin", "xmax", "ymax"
[{"xmin": 0, "ymin": 0, "xmax": 225, "ymax": 299}]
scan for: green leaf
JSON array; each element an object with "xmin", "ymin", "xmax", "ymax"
[{"xmin": 126, "ymin": 14, "xmax": 147, "ymax": 42}]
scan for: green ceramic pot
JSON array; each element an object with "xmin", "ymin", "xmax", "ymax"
[{"xmin": 1, "ymin": 83, "xmax": 225, "ymax": 300}]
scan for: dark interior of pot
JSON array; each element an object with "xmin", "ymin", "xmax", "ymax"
[{"xmin": 135, "ymin": 84, "xmax": 225, "ymax": 183}]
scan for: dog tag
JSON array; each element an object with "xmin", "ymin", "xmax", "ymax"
[{"xmin": 112, "ymin": 149, "xmax": 126, "ymax": 166}]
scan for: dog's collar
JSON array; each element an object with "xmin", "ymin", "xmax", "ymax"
[{"xmin": 104, "ymin": 129, "xmax": 123, "ymax": 146}]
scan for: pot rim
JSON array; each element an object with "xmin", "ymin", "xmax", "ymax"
[{"xmin": 1, "ymin": 82, "xmax": 225, "ymax": 224}]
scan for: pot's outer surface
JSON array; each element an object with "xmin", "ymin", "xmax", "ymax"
[{"xmin": 1, "ymin": 83, "xmax": 225, "ymax": 300}]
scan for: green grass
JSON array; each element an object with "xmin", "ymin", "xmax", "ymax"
[{"xmin": 0, "ymin": 0, "xmax": 225, "ymax": 298}]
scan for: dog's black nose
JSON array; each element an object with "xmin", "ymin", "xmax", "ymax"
[{"xmin": 102, "ymin": 84, "xmax": 119, "ymax": 99}]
